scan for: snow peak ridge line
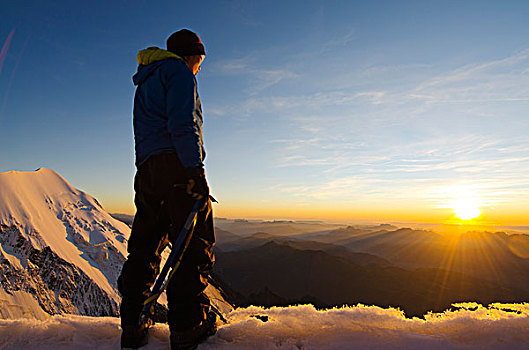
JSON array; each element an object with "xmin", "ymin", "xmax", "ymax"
[{"xmin": 132, "ymin": 47, "xmax": 205, "ymax": 168}]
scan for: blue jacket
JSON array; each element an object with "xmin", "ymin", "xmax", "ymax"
[{"xmin": 132, "ymin": 47, "xmax": 205, "ymax": 168}]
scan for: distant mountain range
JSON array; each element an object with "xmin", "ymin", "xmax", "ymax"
[
  {"xmin": 331, "ymin": 226, "xmax": 529, "ymax": 292},
  {"xmin": 213, "ymin": 222, "xmax": 529, "ymax": 317}
]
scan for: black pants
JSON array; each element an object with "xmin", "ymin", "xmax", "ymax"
[{"xmin": 118, "ymin": 153, "xmax": 215, "ymax": 331}]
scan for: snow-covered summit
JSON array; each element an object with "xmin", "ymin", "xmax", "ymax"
[
  {"xmin": 0, "ymin": 167, "xmax": 128, "ymax": 252},
  {"xmin": 0, "ymin": 168, "xmax": 131, "ymax": 318}
]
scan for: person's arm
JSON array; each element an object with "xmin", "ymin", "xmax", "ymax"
[{"xmin": 165, "ymin": 62, "xmax": 204, "ymax": 168}]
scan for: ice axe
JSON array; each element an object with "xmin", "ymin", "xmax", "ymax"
[{"xmin": 138, "ymin": 189, "xmax": 217, "ymax": 325}]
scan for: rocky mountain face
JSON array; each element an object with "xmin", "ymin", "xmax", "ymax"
[
  {"xmin": 0, "ymin": 224, "xmax": 118, "ymax": 316},
  {"xmin": 0, "ymin": 168, "xmax": 232, "ymax": 320}
]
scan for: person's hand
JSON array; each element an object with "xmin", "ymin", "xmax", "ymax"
[{"xmin": 184, "ymin": 166, "xmax": 209, "ymax": 202}]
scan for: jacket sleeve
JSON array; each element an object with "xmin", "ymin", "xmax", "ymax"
[{"xmin": 164, "ymin": 62, "xmax": 204, "ymax": 168}]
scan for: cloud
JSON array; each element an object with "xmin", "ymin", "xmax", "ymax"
[
  {"xmin": 212, "ymin": 56, "xmax": 255, "ymax": 74},
  {"xmin": 211, "ymin": 57, "xmax": 299, "ymax": 94},
  {"xmin": 320, "ymin": 28, "xmax": 355, "ymax": 53},
  {"xmin": 410, "ymin": 49, "xmax": 529, "ymax": 103},
  {"xmin": 250, "ymin": 69, "xmax": 299, "ymax": 94},
  {"xmin": 209, "ymin": 90, "xmax": 388, "ymax": 118},
  {"xmin": 266, "ymin": 131, "xmax": 529, "ymax": 207},
  {"xmin": 209, "ymin": 46, "xmax": 529, "ymax": 212}
]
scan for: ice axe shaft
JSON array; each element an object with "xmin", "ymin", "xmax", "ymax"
[{"xmin": 139, "ymin": 199, "xmax": 203, "ymax": 326}]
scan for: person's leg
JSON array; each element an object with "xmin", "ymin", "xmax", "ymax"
[
  {"xmin": 118, "ymin": 198, "xmax": 169, "ymax": 325},
  {"xmin": 118, "ymin": 155, "xmax": 179, "ymax": 349},
  {"xmin": 118, "ymin": 153, "xmax": 192, "ymax": 321}
]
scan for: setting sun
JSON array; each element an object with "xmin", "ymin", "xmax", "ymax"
[
  {"xmin": 453, "ymin": 197, "xmax": 482, "ymax": 220},
  {"xmin": 435, "ymin": 185, "xmax": 487, "ymax": 222}
]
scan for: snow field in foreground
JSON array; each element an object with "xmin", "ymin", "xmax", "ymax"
[{"xmin": 1, "ymin": 303, "xmax": 529, "ymax": 350}]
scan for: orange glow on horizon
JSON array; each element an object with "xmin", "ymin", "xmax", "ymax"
[
  {"xmin": 209, "ymin": 202, "xmax": 528, "ymax": 226},
  {"xmin": 104, "ymin": 197, "xmax": 526, "ymax": 226}
]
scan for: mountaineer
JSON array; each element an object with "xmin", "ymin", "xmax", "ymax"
[{"xmin": 118, "ymin": 29, "xmax": 216, "ymax": 350}]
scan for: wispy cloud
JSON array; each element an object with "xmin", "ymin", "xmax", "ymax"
[
  {"xmin": 211, "ymin": 57, "xmax": 299, "ymax": 95},
  {"xmin": 251, "ymin": 69, "xmax": 299, "ymax": 94},
  {"xmin": 210, "ymin": 46, "xmax": 529, "ymax": 213},
  {"xmin": 410, "ymin": 49, "xmax": 529, "ymax": 103},
  {"xmin": 266, "ymin": 132, "xmax": 529, "ymax": 208},
  {"xmin": 209, "ymin": 90, "xmax": 388, "ymax": 118},
  {"xmin": 320, "ymin": 28, "xmax": 355, "ymax": 53}
]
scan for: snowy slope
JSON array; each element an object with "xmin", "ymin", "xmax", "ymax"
[
  {"xmin": 0, "ymin": 168, "xmax": 130, "ymax": 317},
  {"xmin": 0, "ymin": 168, "xmax": 129, "ymax": 290},
  {"xmin": 1, "ymin": 303, "xmax": 528, "ymax": 349},
  {"xmin": 0, "ymin": 168, "xmax": 231, "ymax": 319}
]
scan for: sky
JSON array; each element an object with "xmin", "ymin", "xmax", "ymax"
[{"xmin": 1, "ymin": 0, "xmax": 528, "ymax": 225}]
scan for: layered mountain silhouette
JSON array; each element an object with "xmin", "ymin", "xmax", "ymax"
[
  {"xmin": 213, "ymin": 223, "xmax": 529, "ymax": 317},
  {"xmin": 331, "ymin": 227, "xmax": 529, "ymax": 292}
]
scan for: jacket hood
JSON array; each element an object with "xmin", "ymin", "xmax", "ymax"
[{"xmin": 132, "ymin": 47, "xmax": 183, "ymax": 86}]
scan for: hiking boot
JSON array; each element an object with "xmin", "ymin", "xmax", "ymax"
[
  {"xmin": 121, "ymin": 323, "xmax": 149, "ymax": 349},
  {"xmin": 170, "ymin": 311, "xmax": 218, "ymax": 350}
]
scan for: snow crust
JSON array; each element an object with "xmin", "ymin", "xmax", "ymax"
[{"xmin": 1, "ymin": 303, "xmax": 528, "ymax": 350}]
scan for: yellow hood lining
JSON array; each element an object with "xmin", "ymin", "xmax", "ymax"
[{"xmin": 136, "ymin": 47, "xmax": 183, "ymax": 65}]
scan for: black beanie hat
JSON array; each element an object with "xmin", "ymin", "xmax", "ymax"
[{"xmin": 166, "ymin": 29, "xmax": 205, "ymax": 56}]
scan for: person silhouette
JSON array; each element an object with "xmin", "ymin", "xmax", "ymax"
[{"xmin": 118, "ymin": 29, "xmax": 216, "ymax": 350}]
